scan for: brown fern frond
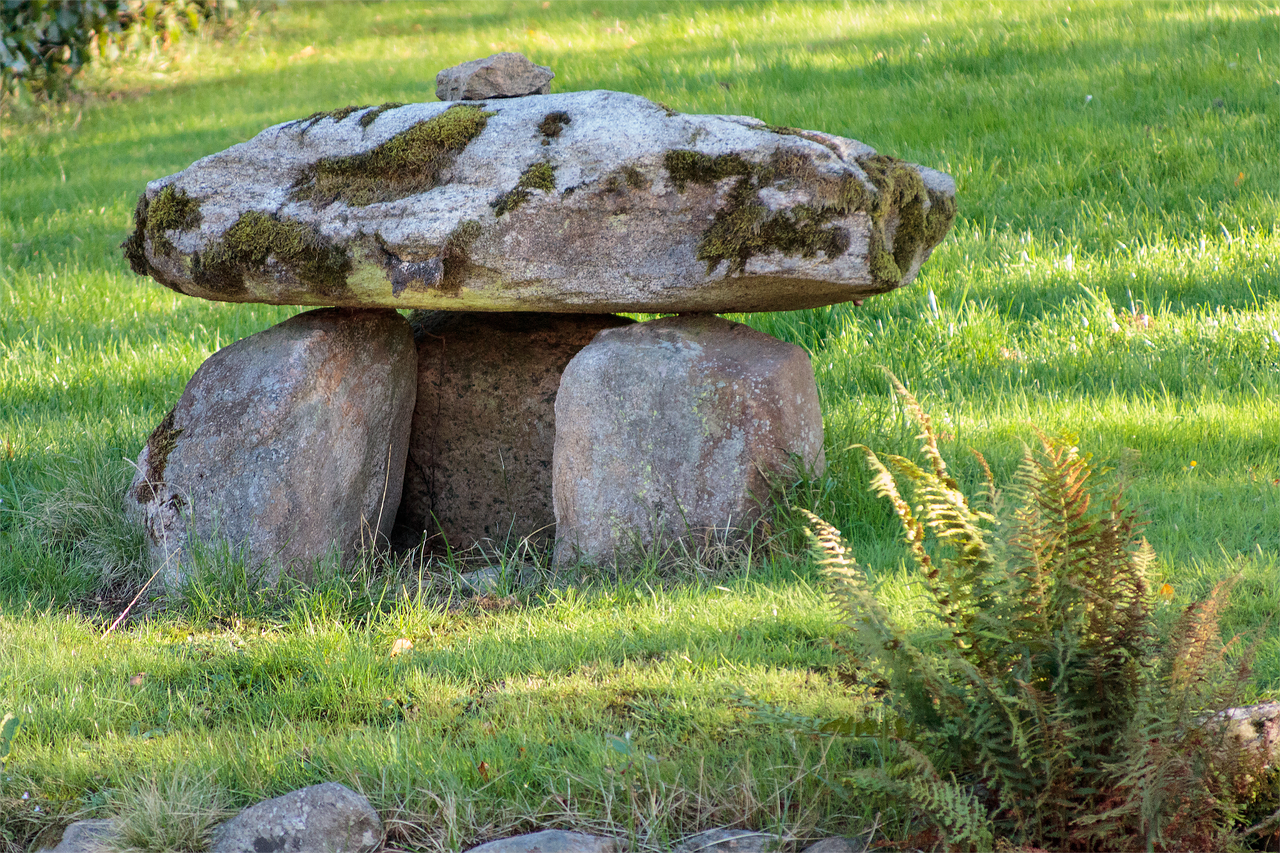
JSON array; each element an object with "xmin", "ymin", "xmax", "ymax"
[{"xmin": 882, "ymin": 370, "xmax": 960, "ymax": 491}]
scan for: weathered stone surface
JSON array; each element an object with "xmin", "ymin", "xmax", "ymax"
[
  {"xmin": 437, "ymin": 52, "xmax": 554, "ymax": 101},
  {"xmin": 552, "ymin": 314, "xmax": 824, "ymax": 566},
  {"xmin": 126, "ymin": 308, "xmax": 416, "ymax": 586},
  {"xmin": 123, "ymin": 90, "xmax": 955, "ymax": 314},
  {"xmin": 35, "ymin": 819, "xmax": 117, "ymax": 853},
  {"xmin": 1209, "ymin": 701, "xmax": 1280, "ymax": 763},
  {"xmin": 799, "ymin": 838, "xmax": 864, "ymax": 853},
  {"xmin": 673, "ymin": 830, "xmax": 781, "ymax": 853},
  {"xmin": 210, "ymin": 782, "xmax": 381, "ymax": 853},
  {"xmin": 466, "ymin": 830, "xmax": 624, "ymax": 853},
  {"xmin": 391, "ymin": 311, "xmax": 631, "ymax": 554}
]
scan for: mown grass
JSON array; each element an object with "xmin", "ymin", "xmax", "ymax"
[{"xmin": 2, "ymin": 1, "xmax": 1278, "ymax": 850}]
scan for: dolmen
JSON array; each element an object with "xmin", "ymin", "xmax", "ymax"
[{"xmin": 122, "ymin": 53, "xmax": 956, "ymax": 586}]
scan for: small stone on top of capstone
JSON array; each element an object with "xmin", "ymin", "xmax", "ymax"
[{"xmin": 436, "ymin": 52, "xmax": 554, "ymax": 101}]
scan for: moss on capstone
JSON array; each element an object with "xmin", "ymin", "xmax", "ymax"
[
  {"xmin": 696, "ymin": 177, "xmax": 851, "ymax": 275},
  {"xmin": 492, "ymin": 162, "xmax": 557, "ymax": 216},
  {"xmin": 297, "ymin": 105, "xmax": 369, "ymax": 133},
  {"xmin": 192, "ymin": 210, "xmax": 351, "ymax": 297},
  {"xmin": 537, "ymin": 110, "xmax": 571, "ymax": 143},
  {"xmin": 145, "ymin": 185, "xmax": 202, "ymax": 255},
  {"xmin": 663, "ymin": 150, "xmax": 753, "ymax": 192},
  {"xmin": 121, "ymin": 193, "xmax": 152, "ymax": 277},
  {"xmin": 358, "ymin": 102, "xmax": 405, "ymax": 128},
  {"xmin": 292, "ymin": 104, "xmax": 496, "ymax": 207},
  {"xmin": 439, "ymin": 218, "xmax": 484, "ymax": 293},
  {"xmin": 663, "ymin": 142, "xmax": 952, "ymax": 287}
]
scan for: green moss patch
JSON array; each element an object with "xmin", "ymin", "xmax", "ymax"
[
  {"xmin": 292, "ymin": 104, "xmax": 496, "ymax": 207},
  {"xmin": 134, "ymin": 407, "xmax": 183, "ymax": 504},
  {"xmin": 358, "ymin": 102, "xmax": 405, "ymax": 128},
  {"xmin": 538, "ymin": 110, "xmax": 571, "ymax": 143},
  {"xmin": 297, "ymin": 105, "xmax": 368, "ymax": 133},
  {"xmin": 664, "ymin": 145, "xmax": 953, "ymax": 286},
  {"xmin": 120, "ymin": 193, "xmax": 152, "ymax": 277},
  {"xmin": 492, "ymin": 162, "xmax": 557, "ymax": 216},
  {"xmin": 121, "ymin": 186, "xmax": 202, "ymax": 274},
  {"xmin": 663, "ymin": 150, "xmax": 753, "ymax": 192},
  {"xmin": 192, "ymin": 211, "xmax": 351, "ymax": 297}
]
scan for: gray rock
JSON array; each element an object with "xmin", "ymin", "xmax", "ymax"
[
  {"xmin": 126, "ymin": 308, "xmax": 416, "ymax": 587},
  {"xmin": 673, "ymin": 830, "xmax": 781, "ymax": 853},
  {"xmin": 1209, "ymin": 701, "xmax": 1280, "ymax": 763},
  {"xmin": 799, "ymin": 838, "xmax": 863, "ymax": 853},
  {"xmin": 391, "ymin": 311, "xmax": 631, "ymax": 554},
  {"xmin": 35, "ymin": 819, "xmax": 117, "ymax": 853},
  {"xmin": 437, "ymin": 52, "xmax": 554, "ymax": 100},
  {"xmin": 466, "ymin": 830, "xmax": 624, "ymax": 853},
  {"xmin": 552, "ymin": 314, "xmax": 824, "ymax": 566},
  {"xmin": 210, "ymin": 782, "xmax": 381, "ymax": 853},
  {"xmin": 122, "ymin": 90, "xmax": 955, "ymax": 315}
]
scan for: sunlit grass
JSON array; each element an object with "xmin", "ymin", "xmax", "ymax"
[{"xmin": 1, "ymin": 1, "xmax": 1278, "ymax": 849}]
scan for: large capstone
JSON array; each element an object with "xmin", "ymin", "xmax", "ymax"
[
  {"xmin": 552, "ymin": 314, "xmax": 824, "ymax": 566},
  {"xmin": 392, "ymin": 311, "xmax": 632, "ymax": 554},
  {"xmin": 122, "ymin": 90, "xmax": 955, "ymax": 314},
  {"xmin": 125, "ymin": 308, "xmax": 416, "ymax": 586}
]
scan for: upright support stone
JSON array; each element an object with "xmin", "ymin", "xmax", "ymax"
[
  {"xmin": 392, "ymin": 311, "xmax": 632, "ymax": 554},
  {"xmin": 552, "ymin": 314, "xmax": 824, "ymax": 565},
  {"xmin": 126, "ymin": 308, "xmax": 417, "ymax": 586}
]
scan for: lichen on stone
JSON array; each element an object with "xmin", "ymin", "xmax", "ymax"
[
  {"xmin": 193, "ymin": 210, "xmax": 351, "ymax": 297},
  {"xmin": 135, "ymin": 407, "xmax": 183, "ymax": 504},
  {"xmin": 492, "ymin": 161, "xmax": 557, "ymax": 216},
  {"xmin": 292, "ymin": 104, "xmax": 496, "ymax": 207}
]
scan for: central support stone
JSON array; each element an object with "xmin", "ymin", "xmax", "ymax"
[
  {"xmin": 552, "ymin": 314, "xmax": 825, "ymax": 566},
  {"xmin": 393, "ymin": 311, "xmax": 632, "ymax": 553}
]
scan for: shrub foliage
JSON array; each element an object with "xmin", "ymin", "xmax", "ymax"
[
  {"xmin": 802, "ymin": 376, "xmax": 1262, "ymax": 851},
  {"xmin": 1, "ymin": 0, "xmax": 236, "ymax": 102}
]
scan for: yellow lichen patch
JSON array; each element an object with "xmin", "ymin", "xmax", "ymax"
[{"xmin": 293, "ymin": 104, "xmax": 496, "ymax": 207}]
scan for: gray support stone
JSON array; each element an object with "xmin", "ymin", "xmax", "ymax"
[
  {"xmin": 126, "ymin": 308, "xmax": 416, "ymax": 586},
  {"xmin": 552, "ymin": 314, "xmax": 824, "ymax": 566}
]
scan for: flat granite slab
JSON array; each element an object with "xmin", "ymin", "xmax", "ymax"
[{"xmin": 123, "ymin": 90, "xmax": 955, "ymax": 313}]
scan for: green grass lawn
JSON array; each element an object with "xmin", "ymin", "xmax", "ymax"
[{"xmin": 2, "ymin": 1, "xmax": 1278, "ymax": 850}]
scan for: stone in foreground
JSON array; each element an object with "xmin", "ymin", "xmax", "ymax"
[
  {"xmin": 126, "ymin": 308, "xmax": 416, "ymax": 586},
  {"xmin": 211, "ymin": 782, "xmax": 381, "ymax": 853},
  {"xmin": 437, "ymin": 52, "xmax": 554, "ymax": 100},
  {"xmin": 392, "ymin": 311, "xmax": 631, "ymax": 553},
  {"xmin": 673, "ymin": 830, "xmax": 782, "ymax": 853},
  {"xmin": 552, "ymin": 314, "xmax": 824, "ymax": 566},
  {"xmin": 123, "ymin": 90, "xmax": 955, "ymax": 314},
  {"xmin": 35, "ymin": 820, "xmax": 117, "ymax": 853},
  {"xmin": 465, "ymin": 830, "xmax": 625, "ymax": 853}
]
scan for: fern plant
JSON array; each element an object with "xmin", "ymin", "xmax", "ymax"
[{"xmin": 802, "ymin": 376, "xmax": 1260, "ymax": 851}]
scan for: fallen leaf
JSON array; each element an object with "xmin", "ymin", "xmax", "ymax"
[
  {"xmin": 390, "ymin": 638, "xmax": 414, "ymax": 658},
  {"xmin": 128, "ymin": 673, "xmax": 146, "ymax": 687},
  {"xmin": 477, "ymin": 760, "xmax": 490, "ymax": 781}
]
